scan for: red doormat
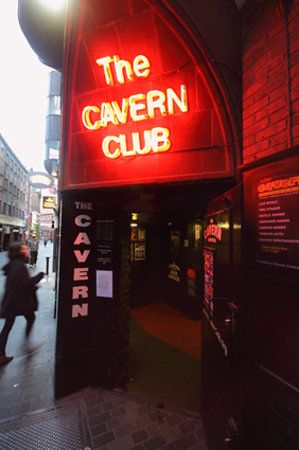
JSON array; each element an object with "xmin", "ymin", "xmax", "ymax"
[{"xmin": 131, "ymin": 303, "xmax": 201, "ymax": 359}]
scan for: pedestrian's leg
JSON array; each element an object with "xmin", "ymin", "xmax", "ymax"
[
  {"xmin": 24, "ymin": 312, "xmax": 44, "ymax": 353},
  {"xmin": 24, "ymin": 312, "xmax": 36, "ymax": 337},
  {"xmin": 0, "ymin": 316, "xmax": 15, "ymax": 356}
]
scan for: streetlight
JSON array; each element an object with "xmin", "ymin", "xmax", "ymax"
[{"xmin": 39, "ymin": 0, "xmax": 67, "ymax": 13}]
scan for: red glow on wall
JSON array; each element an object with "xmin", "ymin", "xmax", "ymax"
[{"xmin": 61, "ymin": 0, "xmax": 233, "ymax": 189}]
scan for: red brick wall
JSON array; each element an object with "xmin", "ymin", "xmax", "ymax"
[
  {"xmin": 243, "ymin": 0, "xmax": 299, "ymax": 164},
  {"xmin": 289, "ymin": 0, "xmax": 299, "ymax": 146}
]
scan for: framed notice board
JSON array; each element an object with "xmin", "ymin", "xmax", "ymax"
[{"xmin": 244, "ymin": 154, "xmax": 299, "ymax": 282}]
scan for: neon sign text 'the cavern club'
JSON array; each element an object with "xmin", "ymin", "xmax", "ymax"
[{"xmin": 81, "ymin": 54, "xmax": 189, "ymax": 159}]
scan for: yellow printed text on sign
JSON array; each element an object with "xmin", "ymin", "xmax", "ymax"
[{"xmin": 42, "ymin": 196, "xmax": 57, "ymax": 209}]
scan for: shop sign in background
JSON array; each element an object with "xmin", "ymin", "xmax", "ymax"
[{"xmin": 42, "ymin": 196, "xmax": 57, "ymax": 209}]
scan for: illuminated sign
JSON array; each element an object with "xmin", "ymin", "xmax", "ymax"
[
  {"xmin": 28, "ymin": 172, "xmax": 54, "ymax": 189},
  {"xmin": 168, "ymin": 262, "xmax": 181, "ymax": 282},
  {"xmin": 82, "ymin": 54, "xmax": 188, "ymax": 159},
  {"xmin": 204, "ymin": 220, "xmax": 222, "ymax": 243},
  {"xmin": 62, "ymin": 0, "xmax": 234, "ymax": 189},
  {"xmin": 258, "ymin": 175, "xmax": 299, "ymax": 197},
  {"xmin": 72, "ymin": 202, "xmax": 93, "ymax": 318},
  {"xmin": 42, "ymin": 196, "xmax": 57, "ymax": 209},
  {"xmin": 244, "ymin": 155, "xmax": 299, "ymax": 282},
  {"xmin": 134, "ymin": 242, "xmax": 146, "ymax": 261}
]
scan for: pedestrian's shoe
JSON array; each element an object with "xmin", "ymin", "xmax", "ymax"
[{"xmin": 0, "ymin": 355, "xmax": 13, "ymax": 366}]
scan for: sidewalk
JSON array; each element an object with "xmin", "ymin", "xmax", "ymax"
[
  {"xmin": 0, "ymin": 243, "xmax": 56, "ymax": 421},
  {"xmin": 0, "ymin": 243, "xmax": 208, "ymax": 449}
]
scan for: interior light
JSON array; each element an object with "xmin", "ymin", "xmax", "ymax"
[
  {"xmin": 218, "ymin": 221, "xmax": 230, "ymax": 230},
  {"xmin": 130, "ymin": 223, "xmax": 138, "ymax": 228},
  {"xmin": 131, "ymin": 213, "xmax": 138, "ymax": 220}
]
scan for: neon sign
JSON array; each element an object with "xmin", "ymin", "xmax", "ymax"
[
  {"xmin": 62, "ymin": 0, "xmax": 233, "ymax": 188},
  {"xmin": 81, "ymin": 54, "xmax": 189, "ymax": 159},
  {"xmin": 258, "ymin": 175, "xmax": 299, "ymax": 197},
  {"xmin": 204, "ymin": 219, "xmax": 223, "ymax": 243}
]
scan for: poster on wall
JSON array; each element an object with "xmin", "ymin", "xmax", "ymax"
[
  {"xmin": 138, "ymin": 228, "xmax": 146, "ymax": 241},
  {"xmin": 96, "ymin": 219, "xmax": 114, "ymax": 268},
  {"xmin": 96, "ymin": 270, "xmax": 113, "ymax": 298},
  {"xmin": 134, "ymin": 242, "xmax": 146, "ymax": 261},
  {"xmin": 168, "ymin": 262, "xmax": 181, "ymax": 282},
  {"xmin": 244, "ymin": 154, "xmax": 299, "ymax": 281}
]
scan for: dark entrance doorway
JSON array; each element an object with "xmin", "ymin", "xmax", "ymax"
[
  {"xmin": 55, "ymin": 180, "xmax": 235, "ymax": 412},
  {"xmin": 119, "ymin": 182, "xmax": 233, "ymax": 412},
  {"xmin": 127, "ymin": 207, "xmax": 202, "ymax": 411}
]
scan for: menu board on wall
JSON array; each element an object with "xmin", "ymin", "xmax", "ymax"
[
  {"xmin": 134, "ymin": 242, "xmax": 146, "ymax": 261},
  {"xmin": 244, "ymin": 155, "xmax": 299, "ymax": 281},
  {"xmin": 96, "ymin": 219, "xmax": 114, "ymax": 269},
  {"xmin": 168, "ymin": 262, "xmax": 181, "ymax": 282}
]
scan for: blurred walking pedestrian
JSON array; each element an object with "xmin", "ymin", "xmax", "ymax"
[
  {"xmin": 0, "ymin": 243, "xmax": 44, "ymax": 366},
  {"xmin": 29, "ymin": 238, "xmax": 39, "ymax": 267}
]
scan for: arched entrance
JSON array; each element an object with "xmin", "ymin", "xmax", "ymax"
[{"xmin": 55, "ymin": 0, "xmax": 241, "ymax": 425}]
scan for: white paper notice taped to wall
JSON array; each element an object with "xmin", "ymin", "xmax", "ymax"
[{"xmin": 96, "ymin": 270, "xmax": 113, "ymax": 298}]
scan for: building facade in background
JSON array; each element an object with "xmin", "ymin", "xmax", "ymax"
[
  {"xmin": 42, "ymin": 69, "xmax": 61, "ymax": 263},
  {"xmin": 0, "ymin": 134, "xmax": 29, "ymax": 250},
  {"xmin": 27, "ymin": 184, "xmax": 41, "ymax": 241},
  {"xmin": 44, "ymin": 70, "xmax": 61, "ymax": 178}
]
